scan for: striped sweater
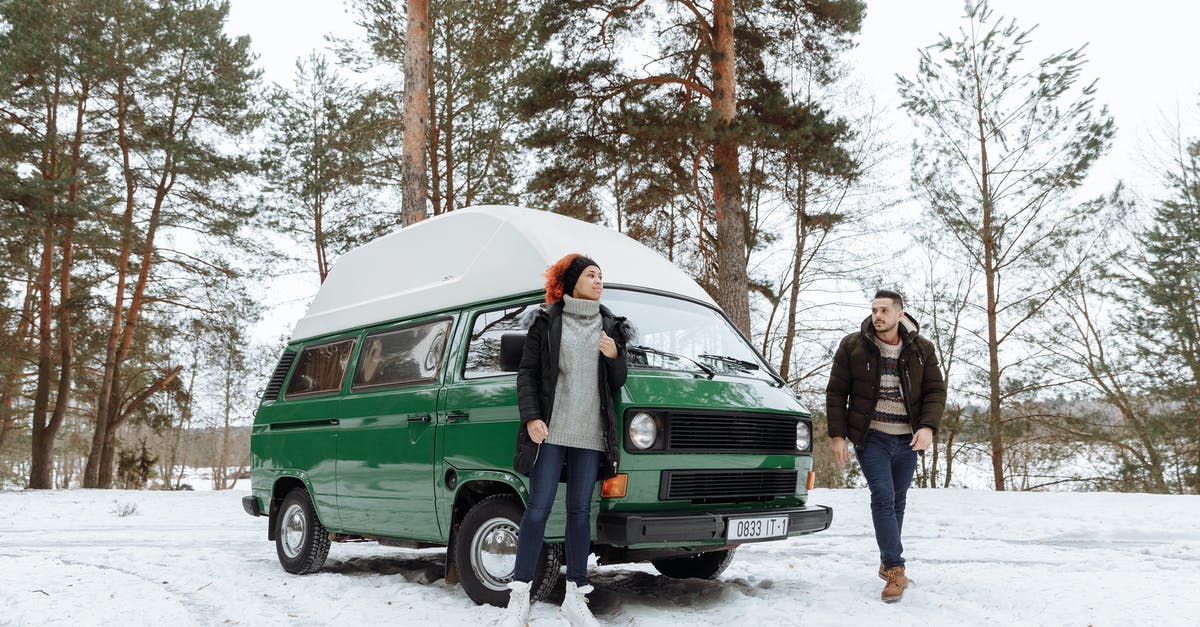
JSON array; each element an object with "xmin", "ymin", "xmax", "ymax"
[{"xmin": 870, "ymin": 335, "xmax": 912, "ymax": 435}]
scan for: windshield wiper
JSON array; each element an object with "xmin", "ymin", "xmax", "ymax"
[
  {"xmin": 628, "ymin": 345, "xmax": 715, "ymax": 379},
  {"xmin": 698, "ymin": 354, "xmax": 760, "ymax": 371},
  {"xmin": 699, "ymin": 353, "xmax": 787, "ymax": 387}
]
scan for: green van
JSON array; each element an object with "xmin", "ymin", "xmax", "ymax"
[{"xmin": 242, "ymin": 206, "xmax": 831, "ymax": 606}]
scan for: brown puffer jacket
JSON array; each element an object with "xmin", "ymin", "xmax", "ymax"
[{"xmin": 825, "ymin": 313, "xmax": 947, "ymax": 447}]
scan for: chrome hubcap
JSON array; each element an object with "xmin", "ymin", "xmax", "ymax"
[
  {"xmin": 281, "ymin": 503, "xmax": 307, "ymax": 559},
  {"xmin": 471, "ymin": 516, "xmax": 519, "ymax": 590}
]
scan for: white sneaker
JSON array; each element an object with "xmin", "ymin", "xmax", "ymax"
[
  {"xmin": 497, "ymin": 580, "xmax": 531, "ymax": 627},
  {"xmin": 560, "ymin": 581, "xmax": 600, "ymax": 627}
]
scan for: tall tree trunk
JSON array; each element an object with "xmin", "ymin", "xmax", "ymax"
[
  {"xmin": 428, "ymin": 54, "xmax": 442, "ymax": 216},
  {"xmin": 314, "ymin": 195, "xmax": 328, "ymax": 283},
  {"xmin": 28, "ymin": 223, "xmax": 55, "ymax": 489},
  {"xmin": 444, "ymin": 72, "xmax": 455, "ymax": 215},
  {"xmin": 28, "ymin": 70, "xmax": 63, "ymax": 490},
  {"xmin": 96, "ymin": 184, "xmax": 172, "ymax": 487},
  {"xmin": 41, "ymin": 217, "xmax": 76, "ymax": 486},
  {"xmin": 401, "ymin": 0, "xmax": 430, "ymax": 225},
  {"xmin": 779, "ymin": 168, "xmax": 810, "ymax": 381},
  {"xmin": 710, "ymin": 0, "xmax": 750, "ymax": 335},
  {"xmin": 43, "ymin": 81, "xmax": 87, "ymax": 488},
  {"xmin": 974, "ymin": 60, "xmax": 1005, "ymax": 491},
  {"xmin": 217, "ymin": 346, "xmax": 234, "ymax": 490},
  {"xmin": 86, "ymin": 61, "xmax": 135, "ymax": 488},
  {"xmin": 442, "ymin": 35, "xmax": 456, "ymax": 215}
]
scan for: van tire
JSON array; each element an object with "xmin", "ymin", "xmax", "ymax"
[
  {"xmin": 652, "ymin": 548, "xmax": 736, "ymax": 579},
  {"xmin": 455, "ymin": 494, "xmax": 562, "ymax": 607},
  {"xmin": 275, "ymin": 487, "xmax": 330, "ymax": 574}
]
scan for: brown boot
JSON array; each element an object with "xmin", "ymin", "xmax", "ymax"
[{"xmin": 881, "ymin": 566, "xmax": 909, "ymax": 603}]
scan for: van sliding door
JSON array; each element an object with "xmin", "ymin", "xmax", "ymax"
[{"xmin": 335, "ymin": 317, "xmax": 453, "ymax": 541}]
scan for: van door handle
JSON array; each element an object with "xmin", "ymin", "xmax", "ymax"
[
  {"xmin": 446, "ymin": 411, "xmax": 470, "ymax": 423},
  {"xmin": 407, "ymin": 414, "xmax": 431, "ymax": 423}
]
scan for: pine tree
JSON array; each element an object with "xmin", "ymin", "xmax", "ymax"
[
  {"xmin": 262, "ymin": 51, "xmax": 391, "ymax": 284},
  {"xmin": 345, "ymin": 0, "xmax": 532, "ymax": 216},
  {"xmin": 516, "ymin": 0, "xmax": 863, "ymax": 335},
  {"xmin": 84, "ymin": 0, "xmax": 261, "ymax": 488},
  {"xmin": 897, "ymin": 0, "xmax": 1114, "ymax": 490},
  {"xmin": 1121, "ymin": 129, "xmax": 1200, "ymax": 492},
  {"xmin": 0, "ymin": 0, "xmax": 111, "ymax": 488}
]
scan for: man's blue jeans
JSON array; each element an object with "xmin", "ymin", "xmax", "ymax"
[
  {"xmin": 855, "ymin": 430, "xmax": 918, "ymax": 570},
  {"xmin": 512, "ymin": 442, "xmax": 601, "ymax": 586}
]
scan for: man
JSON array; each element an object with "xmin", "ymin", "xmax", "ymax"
[{"xmin": 826, "ymin": 289, "xmax": 946, "ymax": 603}]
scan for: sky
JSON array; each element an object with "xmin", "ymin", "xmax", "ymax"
[
  {"xmin": 850, "ymin": 0, "xmax": 1200, "ymax": 200},
  {"xmin": 222, "ymin": 0, "xmax": 1200, "ymax": 347},
  {"xmin": 3, "ymin": 486, "xmax": 1198, "ymax": 625}
]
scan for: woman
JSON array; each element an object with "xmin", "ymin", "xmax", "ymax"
[{"xmin": 501, "ymin": 254, "xmax": 629, "ymax": 627}]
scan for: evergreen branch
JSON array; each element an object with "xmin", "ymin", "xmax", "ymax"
[
  {"xmin": 599, "ymin": 74, "xmax": 713, "ymax": 101},
  {"xmin": 600, "ymin": 0, "xmax": 652, "ymax": 44}
]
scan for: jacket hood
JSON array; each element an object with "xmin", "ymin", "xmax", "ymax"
[
  {"xmin": 520, "ymin": 302, "xmax": 637, "ymax": 344},
  {"xmin": 859, "ymin": 312, "xmax": 920, "ymax": 340}
]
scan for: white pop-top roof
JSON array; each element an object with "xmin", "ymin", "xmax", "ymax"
[{"xmin": 290, "ymin": 205, "xmax": 717, "ymax": 342}]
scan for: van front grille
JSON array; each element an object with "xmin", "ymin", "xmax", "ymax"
[
  {"xmin": 263, "ymin": 351, "xmax": 297, "ymax": 401},
  {"xmin": 660, "ymin": 470, "xmax": 797, "ymax": 501},
  {"xmin": 667, "ymin": 412, "xmax": 797, "ymax": 453}
]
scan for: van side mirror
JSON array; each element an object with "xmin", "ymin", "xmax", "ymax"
[{"xmin": 499, "ymin": 333, "xmax": 525, "ymax": 372}]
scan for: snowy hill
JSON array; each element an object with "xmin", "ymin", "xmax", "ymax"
[{"xmin": 1, "ymin": 488, "xmax": 1196, "ymax": 626}]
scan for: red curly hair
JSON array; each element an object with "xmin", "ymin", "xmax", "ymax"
[{"xmin": 544, "ymin": 253, "xmax": 583, "ymax": 303}]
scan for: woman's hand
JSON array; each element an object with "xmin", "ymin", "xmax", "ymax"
[
  {"xmin": 526, "ymin": 419, "xmax": 549, "ymax": 443},
  {"xmin": 599, "ymin": 330, "xmax": 618, "ymax": 359}
]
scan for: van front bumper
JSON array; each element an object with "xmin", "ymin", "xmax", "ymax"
[{"xmin": 595, "ymin": 504, "xmax": 832, "ymax": 546}]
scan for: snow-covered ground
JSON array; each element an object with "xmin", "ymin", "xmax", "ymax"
[{"xmin": 1, "ymin": 488, "xmax": 1196, "ymax": 626}]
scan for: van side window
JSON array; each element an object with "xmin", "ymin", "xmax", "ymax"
[
  {"xmin": 464, "ymin": 303, "xmax": 538, "ymax": 379},
  {"xmin": 284, "ymin": 339, "xmax": 355, "ymax": 397},
  {"xmin": 353, "ymin": 319, "xmax": 452, "ymax": 390}
]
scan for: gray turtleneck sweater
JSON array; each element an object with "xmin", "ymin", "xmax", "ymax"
[{"xmin": 545, "ymin": 294, "xmax": 605, "ymax": 452}]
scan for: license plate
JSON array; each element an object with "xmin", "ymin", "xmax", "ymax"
[{"xmin": 726, "ymin": 515, "xmax": 789, "ymax": 541}]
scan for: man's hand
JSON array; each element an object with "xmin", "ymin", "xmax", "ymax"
[
  {"xmin": 527, "ymin": 419, "xmax": 549, "ymax": 444},
  {"xmin": 910, "ymin": 427, "xmax": 933, "ymax": 451},
  {"xmin": 599, "ymin": 331, "xmax": 618, "ymax": 359},
  {"xmin": 830, "ymin": 437, "xmax": 849, "ymax": 466}
]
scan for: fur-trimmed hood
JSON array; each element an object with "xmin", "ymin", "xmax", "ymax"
[
  {"xmin": 521, "ymin": 302, "xmax": 637, "ymax": 344},
  {"xmin": 859, "ymin": 312, "xmax": 920, "ymax": 342}
]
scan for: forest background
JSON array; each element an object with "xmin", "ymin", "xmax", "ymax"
[{"xmin": 1, "ymin": 0, "xmax": 1197, "ymax": 495}]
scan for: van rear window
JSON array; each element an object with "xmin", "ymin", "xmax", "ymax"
[
  {"xmin": 353, "ymin": 319, "xmax": 451, "ymax": 390},
  {"xmin": 284, "ymin": 339, "xmax": 355, "ymax": 397}
]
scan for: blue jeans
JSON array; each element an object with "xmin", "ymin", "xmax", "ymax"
[
  {"xmin": 855, "ymin": 430, "xmax": 918, "ymax": 570},
  {"xmin": 512, "ymin": 443, "xmax": 601, "ymax": 586}
]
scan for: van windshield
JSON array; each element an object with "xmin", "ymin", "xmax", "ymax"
[{"xmin": 604, "ymin": 289, "xmax": 778, "ymax": 383}]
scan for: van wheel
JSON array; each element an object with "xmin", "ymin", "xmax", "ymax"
[
  {"xmin": 275, "ymin": 487, "xmax": 330, "ymax": 574},
  {"xmin": 455, "ymin": 494, "xmax": 562, "ymax": 607},
  {"xmin": 652, "ymin": 548, "xmax": 736, "ymax": 579}
]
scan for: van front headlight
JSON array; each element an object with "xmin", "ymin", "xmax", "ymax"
[
  {"xmin": 628, "ymin": 412, "xmax": 658, "ymax": 450},
  {"xmin": 796, "ymin": 420, "xmax": 812, "ymax": 452}
]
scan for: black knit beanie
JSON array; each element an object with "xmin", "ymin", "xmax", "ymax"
[{"xmin": 561, "ymin": 255, "xmax": 599, "ymax": 298}]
